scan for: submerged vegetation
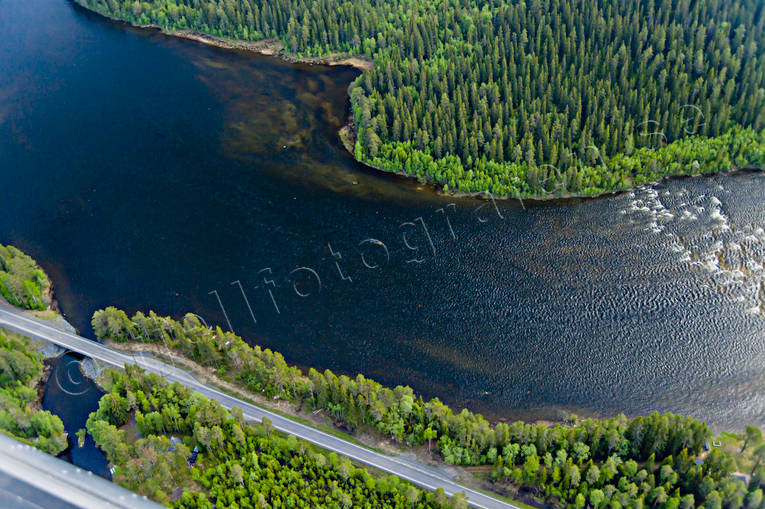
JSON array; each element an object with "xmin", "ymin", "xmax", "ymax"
[
  {"xmin": 93, "ymin": 306, "xmax": 765, "ymax": 507},
  {"xmin": 87, "ymin": 366, "xmax": 460, "ymax": 508},
  {"xmin": 75, "ymin": 0, "xmax": 764, "ymax": 197},
  {"xmin": 0, "ymin": 244, "xmax": 51, "ymax": 310},
  {"xmin": 0, "ymin": 330, "xmax": 67, "ymax": 454}
]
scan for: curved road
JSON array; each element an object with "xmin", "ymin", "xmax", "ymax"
[{"xmin": 0, "ymin": 306, "xmax": 517, "ymax": 509}]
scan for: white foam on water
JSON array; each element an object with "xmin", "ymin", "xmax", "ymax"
[
  {"xmin": 619, "ymin": 184, "xmax": 765, "ymax": 316},
  {"xmin": 710, "ymin": 208, "xmax": 725, "ymax": 222}
]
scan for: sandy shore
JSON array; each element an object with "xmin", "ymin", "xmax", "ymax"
[{"xmin": 129, "ymin": 25, "xmax": 374, "ymax": 71}]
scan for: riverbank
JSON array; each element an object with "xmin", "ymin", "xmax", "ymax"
[
  {"xmin": 74, "ymin": 0, "xmax": 763, "ymax": 204},
  {"xmin": 0, "ymin": 326, "xmax": 58, "ymax": 406},
  {"xmin": 337, "ymin": 110, "xmax": 764, "ymax": 203},
  {"xmin": 161, "ymin": 30, "xmax": 373, "ymax": 70},
  {"xmin": 3, "ymin": 245, "xmax": 761, "ymax": 507},
  {"xmin": 1, "ymin": 303, "xmax": 537, "ymax": 508},
  {"xmin": 0, "ymin": 298, "xmax": 77, "ymax": 364},
  {"xmin": 0, "ymin": 246, "xmax": 97, "ymax": 391},
  {"xmin": 90, "ymin": 305, "xmax": 765, "ymax": 507},
  {"xmin": 342, "ymin": 117, "xmax": 765, "ymax": 202},
  {"xmin": 103, "ymin": 338, "xmax": 412, "ymax": 456},
  {"xmin": 73, "ymin": 1, "xmax": 374, "ymax": 71},
  {"xmin": 0, "ymin": 326, "xmax": 68, "ymax": 454},
  {"xmin": 438, "ymin": 166, "xmax": 765, "ymax": 204},
  {"xmin": 0, "ymin": 303, "xmax": 109, "ymax": 417},
  {"xmin": 99, "ymin": 324, "xmax": 762, "ymax": 509},
  {"xmin": 98, "ymin": 339, "xmax": 553, "ymax": 508}
]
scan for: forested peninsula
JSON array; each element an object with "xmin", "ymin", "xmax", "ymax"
[
  {"xmin": 75, "ymin": 0, "xmax": 764, "ymax": 198},
  {"xmin": 0, "ymin": 244, "xmax": 51, "ymax": 311}
]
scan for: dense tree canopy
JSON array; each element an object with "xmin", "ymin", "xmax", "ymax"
[
  {"xmin": 0, "ymin": 330, "xmax": 67, "ymax": 454},
  {"xmin": 88, "ymin": 366, "xmax": 458, "ymax": 507},
  {"xmin": 92, "ymin": 306, "xmax": 765, "ymax": 507},
  {"xmin": 76, "ymin": 0, "xmax": 764, "ymax": 196},
  {"xmin": 0, "ymin": 244, "xmax": 51, "ymax": 310}
]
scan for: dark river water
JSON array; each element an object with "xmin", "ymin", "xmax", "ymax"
[
  {"xmin": 2, "ymin": 0, "xmax": 764, "ymax": 431},
  {"xmin": 42, "ymin": 353, "xmax": 109, "ymax": 477}
]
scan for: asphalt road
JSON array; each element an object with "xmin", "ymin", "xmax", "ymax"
[{"xmin": 0, "ymin": 305, "xmax": 519, "ymax": 509}]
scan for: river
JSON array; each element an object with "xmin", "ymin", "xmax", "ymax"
[
  {"xmin": 41, "ymin": 352, "xmax": 109, "ymax": 477},
  {"xmin": 1, "ymin": 0, "xmax": 764, "ymax": 430}
]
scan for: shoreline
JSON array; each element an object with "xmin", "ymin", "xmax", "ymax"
[
  {"xmin": 84, "ymin": 7, "xmax": 375, "ymax": 72},
  {"xmin": 167, "ymin": 30, "xmax": 374, "ymax": 70},
  {"xmin": 441, "ymin": 165, "xmax": 765, "ymax": 204},
  {"xmin": 338, "ymin": 115, "xmax": 764, "ymax": 203},
  {"xmin": 98, "ymin": 335, "xmax": 753, "ymax": 507},
  {"xmin": 76, "ymin": 1, "xmax": 762, "ymax": 205},
  {"xmin": 342, "ymin": 116, "xmax": 764, "ymax": 203}
]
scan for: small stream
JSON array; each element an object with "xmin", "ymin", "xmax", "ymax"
[{"xmin": 42, "ymin": 352, "xmax": 110, "ymax": 479}]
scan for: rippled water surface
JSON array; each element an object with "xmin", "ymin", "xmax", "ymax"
[{"xmin": 2, "ymin": 0, "xmax": 764, "ymax": 429}]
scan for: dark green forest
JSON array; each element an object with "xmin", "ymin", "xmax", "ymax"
[
  {"xmin": 0, "ymin": 249, "xmax": 64, "ymax": 453},
  {"xmin": 0, "ymin": 244, "xmax": 51, "ymax": 310},
  {"xmin": 0, "ymin": 330, "xmax": 68, "ymax": 455},
  {"xmin": 75, "ymin": 0, "xmax": 764, "ymax": 196},
  {"xmin": 87, "ymin": 366, "xmax": 461, "ymax": 508},
  {"xmin": 92, "ymin": 307, "xmax": 765, "ymax": 507}
]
